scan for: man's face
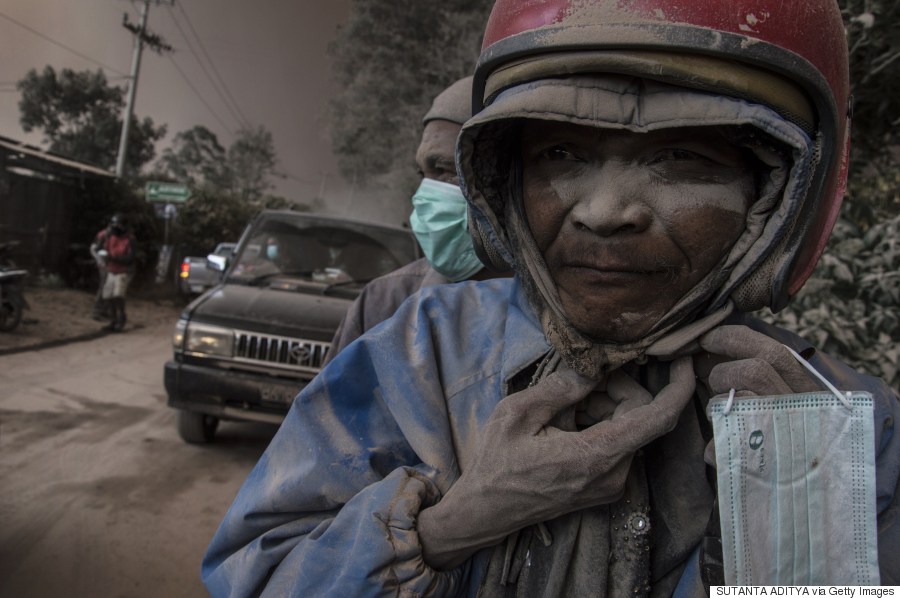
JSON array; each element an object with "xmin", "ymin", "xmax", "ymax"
[
  {"xmin": 416, "ymin": 119, "xmax": 462, "ymax": 185},
  {"xmin": 520, "ymin": 120, "xmax": 755, "ymax": 343}
]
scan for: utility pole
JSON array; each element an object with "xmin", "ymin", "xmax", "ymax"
[{"xmin": 115, "ymin": 0, "xmax": 173, "ymax": 178}]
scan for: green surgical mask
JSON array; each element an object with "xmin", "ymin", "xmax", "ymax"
[{"xmin": 409, "ymin": 178, "xmax": 483, "ymax": 282}]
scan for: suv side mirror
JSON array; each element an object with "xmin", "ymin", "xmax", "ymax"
[{"xmin": 207, "ymin": 254, "xmax": 228, "ymax": 272}]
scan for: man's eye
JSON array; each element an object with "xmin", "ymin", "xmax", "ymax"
[
  {"xmin": 652, "ymin": 148, "xmax": 707, "ymax": 163},
  {"xmin": 539, "ymin": 145, "xmax": 581, "ymax": 161}
]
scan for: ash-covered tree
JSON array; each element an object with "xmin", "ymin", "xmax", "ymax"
[
  {"xmin": 227, "ymin": 126, "xmax": 276, "ymax": 201},
  {"xmin": 156, "ymin": 125, "xmax": 230, "ymax": 191},
  {"xmin": 157, "ymin": 125, "xmax": 299, "ymax": 257},
  {"xmin": 327, "ymin": 0, "xmax": 493, "ymax": 221},
  {"xmin": 841, "ymin": 0, "xmax": 900, "ymax": 175},
  {"xmin": 157, "ymin": 125, "xmax": 277, "ymax": 201},
  {"xmin": 839, "ymin": 0, "xmax": 900, "ymax": 223},
  {"xmin": 17, "ymin": 66, "xmax": 166, "ymax": 175}
]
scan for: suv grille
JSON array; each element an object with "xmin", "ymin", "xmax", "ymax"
[{"xmin": 233, "ymin": 330, "xmax": 330, "ymax": 375}]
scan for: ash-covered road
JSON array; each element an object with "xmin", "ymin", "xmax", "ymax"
[{"xmin": 0, "ymin": 317, "xmax": 277, "ymax": 597}]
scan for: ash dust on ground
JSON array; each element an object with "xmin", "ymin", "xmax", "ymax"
[
  {"xmin": 0, "ymin": 285, "xmax": 184, "ymax": 353},
  {"xmin": 0, "ymin": 284, "xmax": 272, "ymax": 598}
]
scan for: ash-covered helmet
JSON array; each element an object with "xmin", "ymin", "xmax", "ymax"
[{"xmin": 463, "ymin": 0, "xmax": 851, "ymax": 312}]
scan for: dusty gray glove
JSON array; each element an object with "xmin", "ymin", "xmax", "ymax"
[
  {"xmin": 418, "ymin": 356, "xmax": 695, "ymax": 571},
  {"xmin": 696, "ymin": 325, "xmax": 820, "ymax": 397}
]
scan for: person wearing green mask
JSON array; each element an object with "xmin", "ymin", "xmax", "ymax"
[{"xmin": 326, "ymin": 76, "xmax": 506, "ymax": 362}]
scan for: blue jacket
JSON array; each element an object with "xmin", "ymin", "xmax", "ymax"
[{"xmin": 202, "ymin": 277, "xmax": 900, "ymax": 596}]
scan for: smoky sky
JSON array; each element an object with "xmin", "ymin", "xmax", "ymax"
[{"xmin": 0, "ymin": 0, "xmax": 358, "ymax": 216}]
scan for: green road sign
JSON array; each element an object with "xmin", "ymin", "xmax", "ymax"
[{"xmin": 146, "ymin": 181, "xmax": 191, "ymax": 202}]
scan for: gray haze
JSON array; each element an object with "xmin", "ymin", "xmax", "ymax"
[{"xmin": 0, "ymin": 0, "xmax": 403, "ymax": 221}]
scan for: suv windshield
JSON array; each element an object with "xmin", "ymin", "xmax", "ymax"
[{"xmin": 228, "ymin": 214, "xmax": 419, "ymax": 287}]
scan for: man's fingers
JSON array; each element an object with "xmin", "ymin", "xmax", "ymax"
[
  {"xmin": 699, "ymin": 326, "xmax": 818, "ymax": 392},
  {"xmin": 495, "ymin": 365, "xmax": 599, "ymax": 430},
  {"xmin": 583, "ymin": 357, "xmax": 695, "ymax": 455},
  {"xmin": 708, "ymin": 358, "xmax": 792, "ymax": 396},
  {"xmin": 607, "ymin": 369, "xmax": 653, "ymax": 418}
]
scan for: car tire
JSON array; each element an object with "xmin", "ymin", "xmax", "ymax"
[{"xmin": 176, "ymin": 410, "xmax": 219, "ymax": 444}]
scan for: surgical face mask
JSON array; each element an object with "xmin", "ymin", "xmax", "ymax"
[
  {"xmin": 707, "ymin": 346, "xmax": 880, "ymax": 585},
  {"xmin": 266, "ymin": 245, "xmax": 278, "ymax": 260},
  {"xmin": 409, "ymin": 178, "xmax": 484, "ymax": 282}
]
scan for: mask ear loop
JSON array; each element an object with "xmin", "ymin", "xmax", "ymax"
[
  {"xmin": 723, "ymin": 388, "xmax": 737, "ymax": 415},
  {"xmin": 722, "ymin": 345, "xmax": 852, "ymax": 415},
  {"xmin": 782, "ymin": 344, "xmax": 853, "ymax": 409}
]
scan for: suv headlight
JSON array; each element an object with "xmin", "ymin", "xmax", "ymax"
[
  {"xmin": 184, "ymin": 322, "xmax": 235, "ymax": 357},
  {"xmin": 173, "ymin": 319, "xmax": 187, "ymax": 352}
]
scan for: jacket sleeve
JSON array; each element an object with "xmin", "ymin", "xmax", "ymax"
[
  {"xmin": 202, "ymin": 297, "xmax": 469, "ymax": 597},
  {"xmin": 327, "ymin": 264, "xmax": 432, "ymax": 365},
  {"xmin": 325, "ymin": 290, "xmax": 368, "ymax": 365}
]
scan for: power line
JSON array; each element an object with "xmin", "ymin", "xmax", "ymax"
[
  {"xmin": 167, "ymin": 54, "xmax": 234, "ymax": 136},
  {"xmin": 164, "ymin": 4, "xmax": 247, "ymax": 131},
  {"xmin": 0, "ymin": 10, "xmax": 127, "ymax": 76},
  {"xmin": 175, "ymin": 2, "xmax": 251, "ymax": 129}
]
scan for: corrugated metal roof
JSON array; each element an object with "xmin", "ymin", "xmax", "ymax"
[{"xmin": 0, "ymin": 135, "xmax": 115, "ymax": 179}]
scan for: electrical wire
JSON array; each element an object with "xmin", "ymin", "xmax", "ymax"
[
  {"xmin": 0, "ymin": 10, "xmax": 127, "ymax": 76},
  {"xmin": 161, "ymin": 3, "xmax": 320, "ymax": 191},
  {"xmin": 178, "ymin": 1, "xmax": 251, "ymax": 129},
  {"xmin": 167, "ymin": 54, "xmax": 234, "ymax": 136},
  {"xmin": 164, "ymin": 6, "xmax": 246, "ymax": 132},
  {"xmin": 171, "ymin": 2, "xmax": 251, "ymax": 130}
]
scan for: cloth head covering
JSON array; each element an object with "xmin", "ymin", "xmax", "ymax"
[
  {"xmin": 422, "ymin": 76, "xmax": 473, "ymax": 126},
  {"xmin": 458, "ymin": 75, "xmax": 814, "ymax": 379}
]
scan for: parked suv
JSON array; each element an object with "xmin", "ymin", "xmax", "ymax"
[{"xmin": 165, "ymin": 210, "xmax": 421, "ymax": 443}]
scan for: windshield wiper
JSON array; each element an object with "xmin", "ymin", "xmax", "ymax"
[
  {"xmin": 322, "ymin": 277, "xmax": 373, "ymax": 294},
  {"xmin": 246, "ymin": 270, "xmax": 314, "ymax": 286}
]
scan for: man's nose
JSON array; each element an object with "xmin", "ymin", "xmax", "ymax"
[{"xmin": 569, "ymin": 165, "xmax": 652, "ymax": 236}]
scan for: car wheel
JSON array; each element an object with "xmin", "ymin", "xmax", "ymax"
[{"xmin": 176, "ymin": 410, "xmax": 219, "ymax": 444}]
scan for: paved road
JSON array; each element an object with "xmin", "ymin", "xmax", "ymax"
[{"xmin": 0, "ymin": 317, "xmax": 277, "ymax": 597}]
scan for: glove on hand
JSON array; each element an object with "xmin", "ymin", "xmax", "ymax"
[
  {"xmin": 418, "ymin": 356, "xmax": 696, "ymax": 571},
  {"xmin": 696, "ymin": 325, "xmax": 820, "ymax": 397}
]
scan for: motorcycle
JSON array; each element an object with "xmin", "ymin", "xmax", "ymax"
[{"xmin": 0, "ymin": 241, "xmax": 30, "ymax": 332}]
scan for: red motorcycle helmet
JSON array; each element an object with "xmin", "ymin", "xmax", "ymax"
[{"xmin": 469, "ymin": 0, "xmax": 851, "ymax": 311}]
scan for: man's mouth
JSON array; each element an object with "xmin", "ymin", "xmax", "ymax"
[
  {"xmin": 559, "ymin": 264, "xmax": 657, "ymax": 286},
  {"xmin": 564, "ymin": 260, "xmax": 662, "ymax": 274}
]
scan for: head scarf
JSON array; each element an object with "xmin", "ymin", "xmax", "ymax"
[{"xmin": 458, "ymin": 75, "xmax": 814, "ymax": 378}]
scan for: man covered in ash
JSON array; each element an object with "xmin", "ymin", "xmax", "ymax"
[{"xmin": 203, "ymin": 0, "xmax": 899, "ymax": 594}]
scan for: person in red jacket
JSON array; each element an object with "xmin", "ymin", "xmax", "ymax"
[{"xmin": 90, "ymin": 213, "xmax": 136, "ymax": 332}]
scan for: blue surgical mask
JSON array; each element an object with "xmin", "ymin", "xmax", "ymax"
[
  {"xmin": 708, "ymin": 346, "xmax": 880, "ymax": 585},
  {"xmin": 266, "ymin": 245, "xmax": 278, "ymax": 260},
  {"xmin": 409, "ymin": 178, "xmax": 483, "ymax": 282}
]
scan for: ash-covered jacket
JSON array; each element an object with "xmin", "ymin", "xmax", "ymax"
[
  {"xmin": 201, "ymin": 277, "xmax": 900, "ymax": 597},
  {"xmin": 326, "ymin": 257, "xmax": 449, "ymax": 365}
]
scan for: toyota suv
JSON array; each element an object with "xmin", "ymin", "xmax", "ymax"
[{"xmin": 164, "ymin": 210, "xmax": 420, "ymax": 443}]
